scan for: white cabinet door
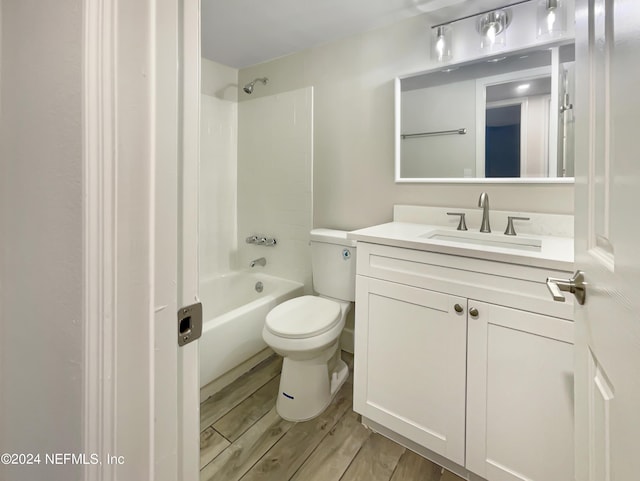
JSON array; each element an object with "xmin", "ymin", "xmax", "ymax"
[
  {"xmin": 354, "ymin": 276, "xmax": 467, "ymax": 465},
  {"xmin": 466, "ymin": 301, "xmax": 574, "ymax": 481}
]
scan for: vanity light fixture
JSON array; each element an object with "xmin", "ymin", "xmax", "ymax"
[
  {"xmin": 477, "ymin": 10, "xmax": 511, "ymax": 52},
  {"xmin": 431, "ymin": 25, "xmax": 453, "ymax": 62},
  {"xmin": 536, "ymin": 0, "xmax": 566, "ymax": 39},
  {"xmin": 431, "ymin": 1, "xmax": 548, "ymax": 63}
]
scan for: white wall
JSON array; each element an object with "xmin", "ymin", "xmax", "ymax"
[
  {"xmin": 200, "ymin": 59, "xmax": 239, "ymax": 280},
  {"xmin": 523, "ymin": 95, "xmax": 551, "ymax": 177},
  {"xmin": 238, "ymin": 6, "xmax": 575, "ymax": 231},
  {"xmin": 0, "ymin": 1, "xmax": 83, "ymax": 480},
  {"xmin": 237, "ymin": 87, "xmax": 314, "ymax": 290},
  {"xmin": 401, "ymin": 80, "xmax": 477, "ymax": 178}
]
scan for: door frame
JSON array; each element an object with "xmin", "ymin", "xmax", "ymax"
[
  {"xmin": 485, "ymin": 98, "xmax": 529, "ymax": 177},
  {"xmin": 82, "ymin": 0, "xmax": 200, "ymax": 479},
  {"xmin": 475, "ymin": 65, "xmax": 553, "ymax": 178},
  {"xmin": 82, "ymin": 1, "xmax": 118, "ymax": 479},
  {"xmin": 178, "ymin": 0, "xmax": 202, "ymax": 479}
]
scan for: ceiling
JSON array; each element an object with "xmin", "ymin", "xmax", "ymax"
[{"xmin": 201, "ymin": 0, "xmax": 514, "ymax": 69}]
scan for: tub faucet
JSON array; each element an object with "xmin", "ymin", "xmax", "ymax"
[
  {"xmin": 250, "ymin": 257, "xmax": 266, "ymax": 268},
  {"xmin": 478, "ymin": 192, "xmax": 491, "ymax": 233}
]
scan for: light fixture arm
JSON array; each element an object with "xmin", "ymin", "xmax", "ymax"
[{"xmin": 430, "ymin": 0, "xmax": 528, "ymax": 30}]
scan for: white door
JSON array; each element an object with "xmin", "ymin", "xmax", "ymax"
[{"xmin": 573, "ymin": 1, "xmax": 640, "ymax": 480}]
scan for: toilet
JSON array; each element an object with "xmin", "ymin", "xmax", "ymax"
[{"xmin": 262, "ymin": 228, "xmax": 357, "ymax": 422}]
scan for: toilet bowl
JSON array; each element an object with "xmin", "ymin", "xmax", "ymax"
[
  {"xmin": 263, "ymin": 295, "xmax": 351, "ymax": 421},
  {"xmin": 262, "ymin": 229, "xmax": 356, "ymax": 422}
]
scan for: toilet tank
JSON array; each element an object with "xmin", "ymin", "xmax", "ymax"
[{"xmin": 310, "ymin": 228, "xmax": 357, "ymax": 301}]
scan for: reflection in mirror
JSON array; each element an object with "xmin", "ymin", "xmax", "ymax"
[
  {"xmin": 479, "ymin": 65, "xmax": 554, "ymax": 178},
  {"xmin": 396, "ymin": 44, "xmax": 575, "ymax": 182}
]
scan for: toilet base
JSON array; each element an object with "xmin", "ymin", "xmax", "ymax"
[{"xmin": 276, "ymin": 347, "xmax": 349, "ymax": 422}]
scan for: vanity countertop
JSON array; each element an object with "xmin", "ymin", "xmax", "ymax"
[{"xmin": 348, "ymin": 221, "xmax": 574, "ymax": 272}]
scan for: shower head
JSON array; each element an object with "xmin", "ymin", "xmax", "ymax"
[{"xmin": 243, "ymin": 77, "xmax": 268, "ymax": 94}]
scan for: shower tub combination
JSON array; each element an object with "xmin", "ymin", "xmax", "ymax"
[{"xmin": 199, "ymin": 271, "xmax": 304, "ymax": 389}]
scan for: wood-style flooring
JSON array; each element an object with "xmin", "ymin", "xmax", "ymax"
[{"xmin": 200, "ymin": 352, "xmax": 464, "ymax": 481}]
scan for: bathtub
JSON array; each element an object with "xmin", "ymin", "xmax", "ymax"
[{"xmin": 199, "ymin": 271, "xmax": 304, "ymax": 388}]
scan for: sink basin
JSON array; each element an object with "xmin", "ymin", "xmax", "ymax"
[{"xmin": 420, "ymin": 229, "xmax": 542, "ymax": 252}]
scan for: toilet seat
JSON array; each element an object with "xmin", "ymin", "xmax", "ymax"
[{"xmin": 265, "ymin": 295, "xmax": 341, "ymax": 339}]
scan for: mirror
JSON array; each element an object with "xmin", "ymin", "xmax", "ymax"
[{"xmin": 396, "ymin": 44, "xmax": 575, "ymax": 182}]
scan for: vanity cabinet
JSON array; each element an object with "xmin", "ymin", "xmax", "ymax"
[
  {"xmin": 354, "ymin": 276, "xmax": 467, "ymax": 465},
  {"xmin": 353, "ymin": 242, "xmax": 574, "ymax": 481},
  {"xmin": 465, "ymin": 301, "xmax": 574, "ymax": 481}
]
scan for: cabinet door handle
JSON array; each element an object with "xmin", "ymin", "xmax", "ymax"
[
  {"xmin": 454, "ymin": 303, "xmax": 464, "ymax": 313},
  {"xmin": 469, "ymin": 307, "xmax": 479, "ymax": 317}
]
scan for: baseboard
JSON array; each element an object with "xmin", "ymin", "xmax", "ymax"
[{"xmin": 200, "ymin": 347, "xmax": 274, "ymax": 403}]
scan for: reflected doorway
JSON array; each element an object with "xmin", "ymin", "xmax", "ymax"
[{"xmin": 485, "ymin": 104, "xmax": 522, "ymax": 177}]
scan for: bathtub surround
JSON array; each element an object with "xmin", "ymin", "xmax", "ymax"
[
  {"xmin": 201, "ymin": 59, "xmax": 239, "ymax": 280},
  {"xmin": 200, "ymin": 66, "xmax": 314, "ymax": 288},
  {"xmin": 237, "ymin": 86, "xmax": 314, "ymax": 290}
]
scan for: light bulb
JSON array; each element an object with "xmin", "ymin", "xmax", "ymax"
[
  {"xmin": 436, "ymin": 36, "xmax": 445, "ymax": 60},
  {"xmin": 546, "ymin": 9, "xmax": 556, "ymax": 32},
  {"xmin": 431, "ymin": 25, "xmax": 452, "ymax": 62},
  {"xmin": 487, "ymin": 24, "xmax": 497, "ymax": 44},
  {"xmin": 537, "ymin": 0, "xmax": 565, "ymax": 38},
  {"xmin": 477, "ymin": 10, "xmax": 509, "ymax": 52}
]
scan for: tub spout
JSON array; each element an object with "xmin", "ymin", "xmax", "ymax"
[{"xmin": 250, "ymin": 257, "xmax": 266, "ymax": 268}]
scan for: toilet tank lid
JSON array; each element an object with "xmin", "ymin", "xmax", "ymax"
[{"xmin": 310, "ymin": 228, "xmax": 357, "ymax": 247}]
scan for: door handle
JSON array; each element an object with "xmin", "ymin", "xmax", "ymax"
[{"xmin": 546, "ymin": 271, "xmax": 586, "ymax": 305}]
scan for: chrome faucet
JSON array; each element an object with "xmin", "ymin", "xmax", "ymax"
[
  {"xmin": 250, "ymin": 257, "xmax": 266, "ymax": 268},
  {"xmin": 478, "ymin": 192, "xmax": 491, "ymax": 233}
]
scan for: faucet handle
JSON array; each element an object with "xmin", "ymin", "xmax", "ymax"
[
  {"xmin": 447, "ymin": 212, "xmax": 468, "ymax": 231},
  {"xmin": 504, "ymin": 216, "xmax": 530, "ymax": 236}
]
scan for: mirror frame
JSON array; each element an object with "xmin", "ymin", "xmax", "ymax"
[{"xmin": 394, "ymin": 48, "xmax": 575, "ymax": 184}]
